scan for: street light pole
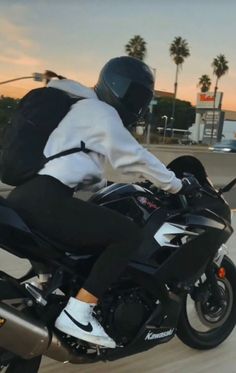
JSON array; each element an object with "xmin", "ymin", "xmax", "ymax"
[
  {"xmin": 0, "ymin": 73, "xmax": 45, "ymax": 86},
  {"xmin": 152, "ymin": 68, "xmax": 157, "ymax": 87},
  {"xmin": 0, "ymin": 76, "xmax": 33, "ymax": 85},
  {"xmin": 162, "ymin": 115, "xmax": 168, "ymax": 143},
  {"xmin": 170, "ymin": 117, "xmax": 174, "ymax": 137}
]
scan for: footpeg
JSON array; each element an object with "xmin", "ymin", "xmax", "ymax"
[{"xmin": 25, "ymin": 283, "xmax": 47, "ymax": 306}]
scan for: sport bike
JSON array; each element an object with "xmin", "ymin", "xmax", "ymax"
[{"xmin": 0, "ymin": 156, "xmax": 236, "ymax": 372}]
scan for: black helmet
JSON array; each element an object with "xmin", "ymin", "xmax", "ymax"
[{"xmin": 94, "ymin": 56, "xmax": 154, "ymax": 127}]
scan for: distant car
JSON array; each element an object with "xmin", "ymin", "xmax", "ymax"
[{"xmin": 209, "ymin": 139, "xmax": 236, "ymax": 153}]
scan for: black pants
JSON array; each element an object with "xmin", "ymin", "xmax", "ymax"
[{"xmin": 7, "ymin": 176, "xmax": 142, "ymax": 298}]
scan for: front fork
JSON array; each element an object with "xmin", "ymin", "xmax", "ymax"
[
  {"xmin": 213, "ymin": 244, "xmax": 228, "ymax": 268},
  {"xmin": 206, "ymin": 244, "xmax": 228, "ymax": 306},
  {"xmin": 192, "ymin": 245, "xmax": 228, "ymax": 305}
]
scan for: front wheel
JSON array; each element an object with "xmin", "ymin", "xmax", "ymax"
[{"xmin": 177, "ymin": 255, "xmax": 236, "ymax": 350}]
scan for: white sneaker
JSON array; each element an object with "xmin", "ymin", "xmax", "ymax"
[{"xmin": 55, "ymin": 297, "xmax": 116, "ymax": 349}]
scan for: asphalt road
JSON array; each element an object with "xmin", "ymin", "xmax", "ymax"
[{"xmin": 222, "ymin": 188, "xmax": 236, "ymax": 209}]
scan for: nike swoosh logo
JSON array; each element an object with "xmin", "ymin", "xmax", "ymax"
[{"xmin": 64, "ymin": 310, "xmax": 93, "ymax": 332}]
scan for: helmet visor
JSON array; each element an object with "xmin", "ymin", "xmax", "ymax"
[
  {"xmin": 108, "ymin": 74, "xmax": 153, "ymax": 118},
  {"xmin": 122, "ymin": 81, "xmax": 153, "ymax": 117}
]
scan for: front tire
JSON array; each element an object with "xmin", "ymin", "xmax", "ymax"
[{"xmin": 177, "ymin": 255, "xmax": 236, "ymax": 350}]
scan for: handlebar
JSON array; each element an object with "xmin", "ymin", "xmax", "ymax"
[
  {"xmin": 171, "ymin": 187, "xmax": 219, "ymax": 210},
  {"xmin": 136, "ymin": 180, "xmax": 220, "ymax": 210}
]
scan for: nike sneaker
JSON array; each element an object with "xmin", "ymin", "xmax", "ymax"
[{"xmin": 55, "ymin": 297, "xmax": 116, "ymax": 348}]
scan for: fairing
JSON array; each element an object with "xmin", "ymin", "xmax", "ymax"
[
  {"xmin": 136, "ymin": 210, "xmax": 231, "ymax": 284},
  {"xmin": 90, "ymin": 183, "xmax": 149, "ymax": 203}
]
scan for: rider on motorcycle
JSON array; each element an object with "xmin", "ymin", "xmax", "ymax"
[{"xmin": 7, "ymin": 56, "xmax": 199, "ymax": 348}]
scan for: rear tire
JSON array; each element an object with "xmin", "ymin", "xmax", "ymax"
[{"xmin": 177, "ymin": 255, "xmax": 236, "ymax": 350}]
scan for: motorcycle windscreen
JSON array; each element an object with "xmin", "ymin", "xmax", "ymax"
[
  {"xmin": 167, "ymin": 155, "xmax": 208, "ymax": 185},
  {"xmin": 167, "ymin": 155, "xmax": 231, "ymax": 222}
]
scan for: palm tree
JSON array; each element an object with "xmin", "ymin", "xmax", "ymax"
[
  {"xmin": 210, "ymin": 54, "xmax": 229, "ymax": 142},
  {"xmin": 169, "ymin": 36, "xmax": 190, "ymax": 133},
  {"xmin": 125, "ymin": 35, "xmax": 147, "ymax": 61},
  {"xmin": 198, "ymin": 74, "xmax": 211, "ymax": 92},
  {"xmin": 212, "ymin": 54, "xmax": 229, "ymax": 95}
]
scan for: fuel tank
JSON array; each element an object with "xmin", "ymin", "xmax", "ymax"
[{"xmin": 89, "ymin": 183, "xmax": 162, "ymax": 225}]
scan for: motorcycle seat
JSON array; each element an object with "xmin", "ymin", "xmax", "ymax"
[{"xmin": 0, "ymin": 197, "xmax": 99, "ymax": 259}]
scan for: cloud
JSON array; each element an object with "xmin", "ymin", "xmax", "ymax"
[
  {"xmin": 0, "ymin": 18, "xmax": 43, "ymax": 70},
  {"xmin": 0, "ymin": 54, "xmax": 42, "ymax": 66},
  {"xmin": 0, "ymin": 45, "xmax": 43, "ymax": 67},
  {"xmin": 0, "ymin": 80, "xmax": 41, "ymax": 99},
  {"xmin": 0, "ymin": 18, "xmax": 33, "ymax": 49}
]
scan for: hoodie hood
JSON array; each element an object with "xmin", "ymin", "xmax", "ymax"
[{"xmin": 47, "ymin": 79, "xmax": 97, "ymax": 99}]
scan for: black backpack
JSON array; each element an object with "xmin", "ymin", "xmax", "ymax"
[{"xmin": 0, "ymin": 87, "xmax": 88, "ymax": 186}]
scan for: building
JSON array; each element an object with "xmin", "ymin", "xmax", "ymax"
[
  {"xmin": 154, "ymin": 90, "xmax": 174, "ymax": 99},
  {"xmin": 224, "ymin": 110, "xmax": 236, "ymax": 121},
  {"xmin": 149, "ymin": 90, "xmax": 174, "ymax": 110}
]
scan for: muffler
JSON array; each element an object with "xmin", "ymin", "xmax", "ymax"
[
  {"xmin": 0, "ymin": 302, "xmax": 93, "ymax": 363},
  {"xmin": 0, "ymin": 302, "xmax": 50, "ymax": 359}
]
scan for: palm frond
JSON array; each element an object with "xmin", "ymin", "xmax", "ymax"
[{"xmin": 125, "ymin": 35, "xmax": 147, "ymax": 61}]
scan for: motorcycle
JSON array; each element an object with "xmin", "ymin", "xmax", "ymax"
[{"xmin": 0, "ymin": 155, "xmax": 236, "ymax": 372}]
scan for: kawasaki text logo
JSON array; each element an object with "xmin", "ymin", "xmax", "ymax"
[{"xmin": 145, "ymin": 328, "xmax": 174, "ymax": 341}]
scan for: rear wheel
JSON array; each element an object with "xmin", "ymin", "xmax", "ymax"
[{"xmin": 177, "ymin": 255, "xmax": 236, "ymax": 349}]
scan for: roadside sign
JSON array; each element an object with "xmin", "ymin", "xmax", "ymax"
[{"xmin": 196, "ymin": 92, "xmax": 223, "ymax": 110}]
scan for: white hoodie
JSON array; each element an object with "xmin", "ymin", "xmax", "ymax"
[{"xmin": 38, "ymin": 79, "xmax": 182, "ymax": 193}]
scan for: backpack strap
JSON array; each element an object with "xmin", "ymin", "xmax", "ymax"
[{"xmin": 44, "ymin": 141, "xmax": 90, "ymax": 164}]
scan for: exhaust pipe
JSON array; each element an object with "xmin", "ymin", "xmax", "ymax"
[
  {"xmin": 0, "ymin": 302, "xmax": 49, "ymax": 359},
  {"xmin": 0, "ymin": 302, "xmax": 94, "ymax": 363}
]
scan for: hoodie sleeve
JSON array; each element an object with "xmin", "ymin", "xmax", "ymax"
[{"xmin": 93, "ymin": 109, "xmax": 182, "ymax": 194}]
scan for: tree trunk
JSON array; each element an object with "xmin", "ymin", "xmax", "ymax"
[
  {"xmin": 210, "ymin": 78, "xmax": 218, "ymax": 144},
  {"xmin": 171, "ymin": 64, "xmax": 179, "ymax": 136}
]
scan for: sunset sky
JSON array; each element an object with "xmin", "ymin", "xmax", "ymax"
[{"xmin": 0, "ymin": 0, "xmax": 236, "ymax": 110}]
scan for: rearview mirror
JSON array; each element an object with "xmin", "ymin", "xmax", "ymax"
[{"xmin": 219, "ymin": 178, "xmax": 236, "ymax": 194}]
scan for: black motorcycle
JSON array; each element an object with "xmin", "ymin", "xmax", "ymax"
[{"xmin": 0, "ymin": 156, "xmax": 236, "ymax": 373}]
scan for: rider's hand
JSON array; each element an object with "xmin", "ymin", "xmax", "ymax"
[
  {"xmin": 179, "ymin": 174, "xmax": 201, "ymax": 197},
  {"xmin": 137, "ymin": 180, "xmax": 152, "ymax": 189}
]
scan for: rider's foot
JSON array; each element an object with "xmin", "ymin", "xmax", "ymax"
[{"xmin": 55, "ymin": 297, "xmax": 116, "ymax": 348}]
